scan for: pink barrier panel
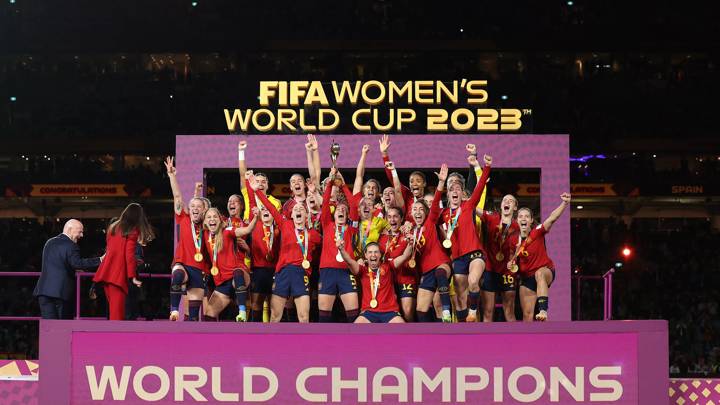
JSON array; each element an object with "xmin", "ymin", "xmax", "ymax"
[
  {"xmin": 40, "ymin": 320, "xmax": 667, "ymax": 404},
  {"xmin": 0, "ymin": 381, "xmax": 38, "ymax": 405}
]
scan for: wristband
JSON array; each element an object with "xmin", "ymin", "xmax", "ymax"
[{"xmin": 238, "ymin": 150, "xmax": 245, "ymax": 160}]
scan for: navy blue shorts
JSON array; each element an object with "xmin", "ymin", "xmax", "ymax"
[
  {"xmin": 175, "ymin": 263, "xmax": 206, "ymax": 290},
  {"xmin": 419, "ymin": 269, "xmax": 448, "ymax": 292},
  {"xmin": 214, "ymin": 279, "xmax": 234, "ymax": 296},
  {"xmin": 272, "ymin": 265, "xmax": 309, "ymax": 298},
  {"xmin": 481, "ymin": 271, "xmax": 517, "ymax": 292},
  {"xmin": 521, "ymin": 268, "xmax": 556, "ymax": 292},
  {"xmin": 251, "ymin": 267, "xmax": 274, "ymax": 295},
  {"xmin": 396, "ymin": 283, "xmax": 417, "ymax": 298},
  {"xmin": 360, "ymin": 311, "xmax": 401, "ymax": 323},
  {"xmin": 452, "ymin": 250, "xmax": 485, "ymax": 275},
  {"xmin": 319, "ymin": 268, "xmax": 358, "ymax": 295}
]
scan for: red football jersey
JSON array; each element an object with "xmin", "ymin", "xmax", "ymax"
[
  {"xmin": 415, "ymin": 190, "xmax": 451, "ymax": 274},
  {"xmin": 481, "ymin": 211, "xmax": 520, "ymax": 274},
  {"xmin": 510, "ymin": 224, "xmax": 554, "ymax": 276},
  {"xmin": 173, "ymin": 211, "xmax": 210, "ymax": 273},
  {"xmin": 320, "ymin": 180, "xmax": 358, "ymax": 269},
  {"xmin": 205, "ymin": 228, "xmax": 248, "ymax": 285},
  {"xmin": 439, "ymin": 165, "xmax": 491, "ymax": 259},
  {"xmin": 358, "ymin": 261, "xmax": 399, "ymax": 313},
  {"xmin": 250, "ymin": 222, "xmax": 280, "ymax": 269},
  {"xmin": 256, "ymin": 190, "xmax": 322, "ymax": 275},
  {"xmin": 378, "ymin": 232, "xmax": 415, "ymax": 285}
]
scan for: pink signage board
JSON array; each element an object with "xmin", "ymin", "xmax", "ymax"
[{"xmin": 40, "ymin": 320, "xmax": 667, "ymax": 404}]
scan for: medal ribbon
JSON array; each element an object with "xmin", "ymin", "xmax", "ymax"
[
  {"xmin": 361, "ymin": 218, "xmax": 372, "ymax": 249},
  {"xmin": 294, "ymin": 227, "xmax": 309, "ymax": 262},
  {"xmin": 368, "ymin": 266, "xmax": 380, "ymax": 303},
  {"xmin": 208, "ymin": 233, "xmax": 218, "ymax": 268},
  {"xmin": 264, "ymin": 224, "xmax": 274, "ymax": 250},
  {"xmin": 445, "ymin": 207, "xmax": 461, "ymax": 241},
  {"xmin": 510, "ymin": 234, "xmax": 535, "ymax": 265},
  {"xmin": 411, "ymin": 225, "xmax": 424, "ymax": 257},
  {"xmin": 190, "ymin": 220, "xmax": 203, "ymax": 254}
]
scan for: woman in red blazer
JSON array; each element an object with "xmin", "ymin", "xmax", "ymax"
[{"xmin": 93, "ymin": 203, "xmax": 154, "ymax": 320}]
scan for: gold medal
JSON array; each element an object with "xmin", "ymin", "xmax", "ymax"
[
  {"xmin": 302, "ymin": 259, "xmax": 311, "ymax": 269},
  {"xmin": 496, "ymin": 252, "xmax": 505, "ymax": 261},
  {"xmin": 194, "ymin": 252, "xmax": 203, "ymax": 262},
  {"xmin": 370, "ymin": 299, "xmax": 378, "ymax": 308},
  {"xmin": 336, "ymin": 252, "xmax": 343, "ymax": 262},
  {"xmin": 210, "ymin": 266, "xmax": 219, "ymax": 276},
  {"xmin": 408, "ymin": 258, "xmax": 416, "ymax": 268},
  {"xmin": 442, "ymin": 239, "xmax": 452, "ymax": 249},
  {"xmin": 510, "ymin": 263, "xmax": 519, "ymax": 273}
]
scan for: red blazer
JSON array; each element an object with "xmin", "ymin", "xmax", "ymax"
[{"xmin": 93, "ymin": 228, "xmax": 139, "ymax": 294}]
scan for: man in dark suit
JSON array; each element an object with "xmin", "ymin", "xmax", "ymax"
[{"xmin": 34, "ymin": 219, "xmax": 103, "ymax": 319}]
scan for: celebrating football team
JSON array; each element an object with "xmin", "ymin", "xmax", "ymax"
[{"xmin": 157, "ymin": 135, "xmax": 569, "ymax": 324}]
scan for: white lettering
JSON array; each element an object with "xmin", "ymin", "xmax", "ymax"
[
  {"xmin": 174, "ymin": 367, "xmax": 207, "ymax": 401},
  {"xmin": 133, "ymin": 366, "xmax": 170, "ymax": 402},
  {"xmin": 508, "ymin": 367, "xmax": 545, "ymax": 403},
  {"xmin": 243, "ymin": 367, "xmax": 278, "ymax": 402},
  {"xmin": 456, "ymin": 367, "xmax": 489, "ymax": 402},
  {"xmin": 550, "ymin": 367, "xmax": 584, "ymax": 402},
  {"xmin": 296, "ymin": 367, "xmax": 328, "ymax": 402},
  {"xmin": 372, "ymin": 367, "xmax": 407, "ymax": 402},
  {"xmin": 332, "ymin": 367, "xmax": 367, "ymax": 402},
  {"xmin": 589, "ymin": 366, "xmax": 623, "ymax": 401},
  {"xmin": 86, "ymin": 365, "xmax": 130, "ymax": 400},
  {"xmin": 412, "ymin": 367, "xmax": 450, "ymax": 402},
  {"xmin": 211, "ymin": 367, "xmax": 238, "ymax": 402}
]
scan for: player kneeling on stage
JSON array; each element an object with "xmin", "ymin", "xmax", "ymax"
[{"xmin": 336, "ymin": 237, "xmax": 414, "ymax": 324}]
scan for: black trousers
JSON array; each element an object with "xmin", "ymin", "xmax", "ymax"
[{"xmin": 38, "ymin": 295, "xmax": 72, "ymax": 319}]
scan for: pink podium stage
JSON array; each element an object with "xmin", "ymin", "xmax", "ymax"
[{"xmin": 35, "ymin": 320, "xmax": 670, "ymax": 404}]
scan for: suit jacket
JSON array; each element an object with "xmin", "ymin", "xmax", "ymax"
[
  {"xmin": 93, "ymin": 229, "xmax": 139, "ymax": 294},
  {"xmin": 33, "ymin": 234, "xmax": 101, "ymax": 301}
]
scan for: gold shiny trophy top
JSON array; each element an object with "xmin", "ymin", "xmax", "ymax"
[{"xmin": 330, "ymin": 139, "xmax": 342, "ymax": 186}]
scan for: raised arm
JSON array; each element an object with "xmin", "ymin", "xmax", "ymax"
[
  {"xmin": 391, "ymin": 236, "xmax": 414, "ymax": 269},
  {"xmin": 543, "ymin": 193, "xmax": 571, "ymax": 233},
  {"xmin": 193, "ymin": 182, "xmax": 203, "ymax": 199},
  {"xmin": 235, "ymin": 207, "xmax": 259, "ymax": 237},
  {"xmin": 305, "ymin": 134, "xmax": 321, "ymax": 188},
  {"xmin": 164, "ymin": 156, "xmax": 185, "ymax": 215},
  {"xmin": 466, "ymin": 154, "xmax": 492, "ymax": 208},
  {"xmin": 251, "ymin": 177, "xmax": 283, "ymax": 225},
  {"xmin": 336, "ymin": 237, "xmax": 360, "ymax": 275},
  {"xmin": 380, "ymin": 134, "xmax": 412, "ymax": 201},
  {"xmin": 429, "ymin": 164, "xmax": 449, "ymax": 223},
  {"xmin": 385, "ymin": 160, "xmax": 405, "ymax": 212},
  {"xmin": 238, "ymin": 141, "xmax": 248, "ymax": 191},
  {"xmin": 352, "ymin": 144, "xmax": 370, "ymax": 195},
  {"xmin": 321, "ymin": 168, "xmax": 337, "ymax": 226}
]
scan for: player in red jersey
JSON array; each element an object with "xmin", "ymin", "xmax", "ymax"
[
  {"xmin": 378, "ymin": 206, "xmax": 417, "ymax": 321},
  {"xmin": 250, "ymin": 175, "xmax": 322, "ymax": 323},
  {"xmin": 317, "ymin": 168, "xmax": 360, "ymax": 322},
  {"xmin": 164, "ymin": 156, "xmax": 210, "ymax": 322},
  {"xmin": 477, "ymin": 194, "xmax": 520, "ymax": 322},
  {"xmin": 439, "ymin": 152, "xmax": 492, "ymax": 322},
  {"xmin": 508, "ymin": 193, "xmax": 571, "ymax": 322},
  {"xmin": 412, "ymin": 164, "xmax": 453, "ymax": 322},
  {"xmin": 247, "ymin": 181, "xmax": 280, "ymax": 322},
  {"xmin": 201, "ymin": 207, "xmax": 258, "ymax": 322},
  {"xmin": 379, "ymin": 134, "xmax": 428, "ymax": 222},
  {"xmin": 345, "ymin": 144, "xmax": 383, "ymax": 221},
  {"xmin": 336, "ymin": 239, "xmax": 414, "ymax": 323}
]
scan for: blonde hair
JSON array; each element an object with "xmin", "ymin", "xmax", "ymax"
[{"xmin": 203, "ymin": 207, "xmax": 226, "ymax": 254}]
